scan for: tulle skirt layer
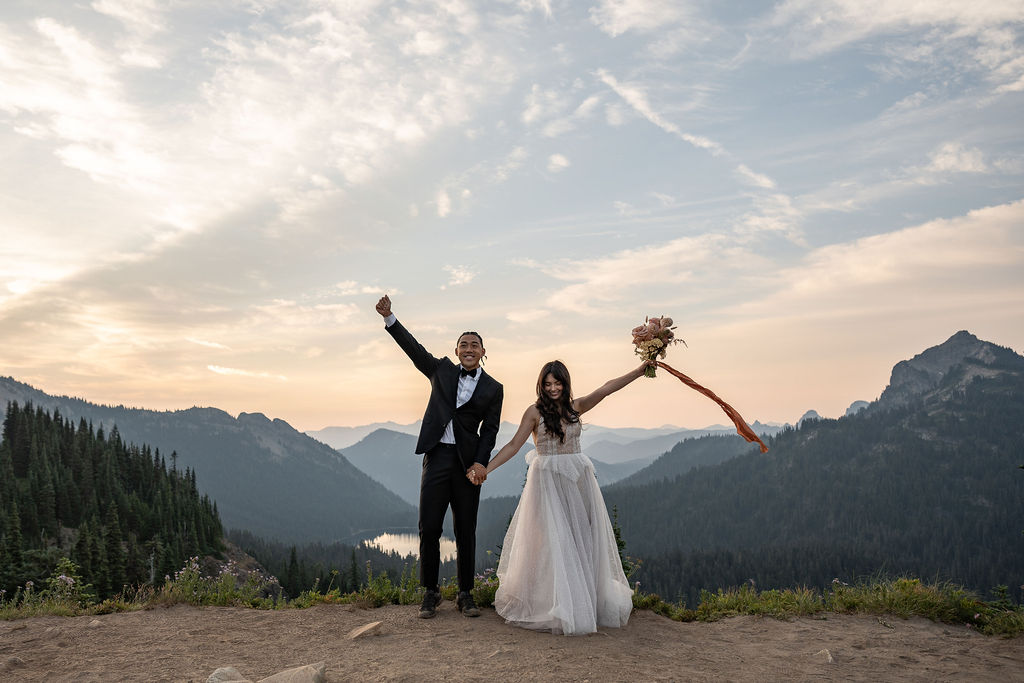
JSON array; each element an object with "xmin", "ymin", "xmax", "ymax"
[{"xmin": 494, "ymin": 450, "xmax": 633, "ymax": 635}]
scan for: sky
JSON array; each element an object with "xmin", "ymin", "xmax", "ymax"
[{"xmin": 1, "ymin": 0, "xmax": 1022, "ymax": 433}]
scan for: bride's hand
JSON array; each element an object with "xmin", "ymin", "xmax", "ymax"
[{"xmin": 466, "ymin": 463, "xmax": 487, "ymax": 485}]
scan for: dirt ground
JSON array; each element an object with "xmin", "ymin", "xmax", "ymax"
[{"xmin": 1, "ymin": 601, "xmax": 1022, "ymax": 682}]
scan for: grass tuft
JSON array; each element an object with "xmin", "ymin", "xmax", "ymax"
[{"xmin": 3, "ymin": 558, "xmax": 1021, "ymax": 638}]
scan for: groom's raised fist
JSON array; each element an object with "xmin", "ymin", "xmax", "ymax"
[{"xmin": 375, "ymin": 295, "xmax": 392, "ymax": 317}]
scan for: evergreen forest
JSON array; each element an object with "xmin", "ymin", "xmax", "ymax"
[
  {"xmin": 0, "ymin": 402, "xmax": 223, "ymax": 599},
  {"xmin": 603, "ymin": 365, "xmax": 1024, "ymax": 607},
  {"xmin": 226, "ymin": 529, "xmax": 430, "ymax": 599}
]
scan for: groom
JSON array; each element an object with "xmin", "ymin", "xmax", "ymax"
[{"xmin": 375, "ymin": 295, "xmax": 503, "ymax": 618}]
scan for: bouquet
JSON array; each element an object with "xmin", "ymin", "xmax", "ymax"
[
  {"xmin": 632, "ymin": 316, "xmax": 685, "ymax": 377},
  {"xmin": 630, "ymin": 317, "xmax": 769, "ymax": 453}
]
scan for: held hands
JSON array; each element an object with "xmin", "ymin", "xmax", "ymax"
[
  {"xmin": 375, "ymin": 295, "xmax": 392, "ymax": 318},
  {"xmin": 466, "ymin": 463, "xmax": 488, "ymax": 486}
]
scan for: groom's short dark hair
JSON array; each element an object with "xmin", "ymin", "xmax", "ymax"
[{"xmin": 458, "ymin": 331, "xmax": 483, "ymax": 346}]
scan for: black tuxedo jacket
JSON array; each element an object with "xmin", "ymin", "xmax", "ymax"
[{"xmin": 386, "ymin": 319, "xmax": 503, "ymax": 470}]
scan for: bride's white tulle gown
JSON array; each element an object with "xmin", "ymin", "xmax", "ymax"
[{"xmin": 494, "ymin": 419, "xmax": 634, "ymax": 635}]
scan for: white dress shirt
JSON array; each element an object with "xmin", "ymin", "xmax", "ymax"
[{"xmin": 386, "ymin": 313, "xmax": 480, "ymax": 444}]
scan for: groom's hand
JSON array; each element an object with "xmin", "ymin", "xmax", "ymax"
[
  {"xmin": 375, "ymin": 295, "xmax": 392, "ymax": 317},
  {"xmin": 467, "ymin": 463, "xmax": 487, "ymax": 485}
]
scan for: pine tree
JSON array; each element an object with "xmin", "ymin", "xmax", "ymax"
[
  {"xmin": 286, "ymin": 546, "xmax": 300, "ymax": 596},
  {"xmin": 1, "ymin": 505, "xmax": 24, "ymax": 587}
]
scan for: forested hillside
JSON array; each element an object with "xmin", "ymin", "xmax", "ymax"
[
  {"xmin": 227, "ymin": 529, "xmax": 432, "ymax": 599},
  {"xmin": 609, "ymin": 433, "xmax": 760, "ymax": 488},
  {"xmin": 605, "ymin": 340, "xmax": 1024, "ymax": 606},
  {"xmin": 0, "ymin": 376, "xmax": 417, "ymax": 542},
  {"xmin": 0, "ymin": 402, "xmax": 223, "ymax": 599}
]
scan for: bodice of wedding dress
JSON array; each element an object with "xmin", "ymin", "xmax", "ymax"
[{"xmin": 534, "ymin": 418, "xmax": 582, "ymax": 455}]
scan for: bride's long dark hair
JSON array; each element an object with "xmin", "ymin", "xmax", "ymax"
[{"xmin": 535, "ymin": 360, "xmax": 580, "ymax": 443}]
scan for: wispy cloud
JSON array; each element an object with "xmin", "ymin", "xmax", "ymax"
[
  {"xmin": 188, "ymin": 338, "xmax": 231, "ymax": 350},
  {"xmin": 767, "ymin": 0, "xmax": 1024, "ymax": 93},
  {"xmin": 728, "ymin": 198, "xmax": 1024, "ymax": 323},
  {"xmin": 522, "ymin": 84, "xmax": 571, "ymax": 125},
  {"xmin": 506, "ymin": 309, "xmax": 552, "ymax": 324},
  {"xmin": 521, "ymin": 233, "xmax": 763, "ymax": 313},
  {"xmin": 542, "ymin": 94, "xmax": 603, "ymax": 137},
  {"xmin": 590, "ymin": 0, "xmax": 690, "ymax": 37},
  {"xmin": 547, "ymin": 153, "xmax": 571, "ymax": 172},
  {"xmin": 336, "ymin": 281, "xmax": 391, "ymax": 296},
  {"xmin": 441, "ymin": 265, "xmax": 478, "ymax": 289},
  {"xmin": 735, "ymin": 164, "xmax": 777, "ymax": 189},
  {"xmin": 597, "ymin": 69, "xmax": 725, "ymax": 155},
  {"xmin": 436, "ymin": 189, "xmax": 453, "ymax": 217},
  {"xmin": 208, "ymin": 365, "xmax": 287, "ymax": 381},
  {"xmin": 923, "ymin": 142, "xmax": 988, "ymax": 174}
]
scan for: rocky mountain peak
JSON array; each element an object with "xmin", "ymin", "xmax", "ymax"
[
  {"xmin": 875, "ymin": 331, "xmax": 1022, "ymax": 409},
  {"xmin": 797, "ymin": 410, "xmax": 821, "ymax": 425}
]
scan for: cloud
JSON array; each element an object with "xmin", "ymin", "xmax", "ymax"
[
  {"xmin": 892, "ymin": 142, "xmax": 998, "ymax": 187},
  {"xmin": 246, "ymin": 299, "xmax": 360, "ymax": 330},
  {"xmin": 541, "ymin": 94, "xmax": 603, "ymax": 137},
  {"xmin": 436, "ymin": 189, "xmax": 452, "ymax": 217},
  {"xmin": 516, "ymin": 0, "xmax": 554, "ymax": 18},
  {"xmin": 0, "ymin": 0, "xmax": 526, "ymax": 272},
  {"xmin": 187, "ymin": 338, "xmax": 231, "ymax": 350},
  {"xmin": 924, "ymin": 142, "xmax": 988, "ymax": 174},
  {"xmin": 506, "ymin": 309, "xmax": 552, "ymax": 324},
  {"xmin": 91, "ymin": 0, "xmax": 167, "ymax": 67},
  {"xmin": 597, "ymin": 69, "xmax": 725, "ymax": 155},
  {"xmin": 770, "ymin": 0, "xmax": 1024, "ymax": 52},
  {"xmin": 880, "ymin": 91, "xmax": 929, "ymax": 117},
  {"xmin": 736, "ymin": 193, "xmax": 804, "ymax": 243},
  {"xmin": 735, "ymin": 164, "xmax": 777, "ymax": 189},
  {"xmin": 336, "ymin": 281, "xmax": 390, "ymax": 296},
  {"xmin": 767, "ymin": 0, "xmax": 1024, "ymax": 92},
  {"xmin": 729, "ymin": 198, "xmax": 1024, "ymax": 322},
  {"xmin": 493, "ymin": 147, "xmax": 529, "ymax": 182},
  {"xmin": 430, "ymin": 146, "xmax": 529, "ymax": 213},
  {"xmin": 522, "ymin": 84, "xmax": 571, "ymax": 125},
  {"xmin": 208, "ymin": 365, "xmax": 287, "ymax": 381},
  {"xmin": 547, "ymin": 153, "xmax": 571, "ymax": 172},
  {"xmin": 590, "ymin": 0, "xmax": 689, "ymax": 37},
  {"xmin": 521, "ymin": 233, "xmax": 763, "ymax": 312},
  {"xmin": 442, "ymin": 265, "xmax": 477, "ymax": 289}
]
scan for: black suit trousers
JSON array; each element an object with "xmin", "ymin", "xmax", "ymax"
[{"xmin": 419, "ymin": 443, "xmax": 481, "ymax": 593}]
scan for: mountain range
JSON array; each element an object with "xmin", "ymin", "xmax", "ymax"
[
  {"xmin": 308, "ymin": 420, "xmax": 786, "ymax": 464},
  {"xmin": 0, "ymin": 376, "xmax": 772, "ymax": 544},
  {"xmin": 0, "ymin": 378, "xmax": 416, "ymax": 543},
  {"xmin": 517, "ymin": 330, "xmax": 1022, "ymax": 604},
  {"xmin": 4, "ymin": 329, "xmax": 1018, "ymax": 606},
  {"xmin": 338, "ymin": 427, "xmax": 659, "ymax": 505}
]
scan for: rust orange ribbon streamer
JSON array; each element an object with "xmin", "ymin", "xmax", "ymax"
[{"xmin": 655, "ymin": 361, "xmax": 769, "ymax": 453}]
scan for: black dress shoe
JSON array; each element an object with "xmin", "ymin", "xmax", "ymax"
[
  {"xmin": 419, "ymin": 589, "xmax": 441, "ymax": 618},
  {"xmin": 456, "ymin": 591, "xmax": 481, "ymax": 617}
]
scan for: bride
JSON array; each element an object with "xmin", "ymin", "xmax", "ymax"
[{"xmin": 477, "ymin": 360, "xmax": 650, "ymax": 635}]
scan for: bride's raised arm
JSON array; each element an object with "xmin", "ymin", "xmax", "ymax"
[
  {"xmin": 484, "ymin": 405, "xmax": 540, "ymax": 476},
  {"xmin": 572, "ymin": 362, "xmax": 651, "ymax": 415}
]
